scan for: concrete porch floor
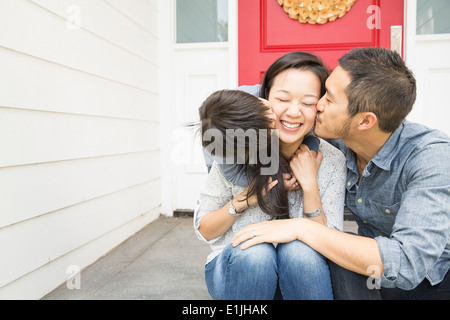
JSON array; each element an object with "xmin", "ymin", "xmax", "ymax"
[{"xmin": 43, "ymin": 216, "xmax": 358, "ymax": 300}]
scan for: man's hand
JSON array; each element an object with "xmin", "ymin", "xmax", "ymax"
[{"xmin": 231, "ymin": 219, "xmax": 302, "ymax": 250}]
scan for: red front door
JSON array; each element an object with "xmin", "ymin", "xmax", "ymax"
[{"xmin": 238, "ymin": 0, "xmax": 404, "ymax": 86}]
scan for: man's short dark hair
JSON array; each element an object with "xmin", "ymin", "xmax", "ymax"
[{"xmin": 339, "ymin": 47, "xmax": 417, "ymax": 133}]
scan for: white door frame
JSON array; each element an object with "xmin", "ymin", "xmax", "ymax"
[
  {"xmin": 404, "ymin": 0, "xmax": 450, "ymax": 135},
  {"xmin": 159, "ymin": 0, "xmax": 238, "ymax": 216},
  {"xmin": 404, "ymin": 0, "xmax": 416, "ymax": 66},
  {"xmin": 158, "ymin": 0, "xmax": 175, "ymax": 216}
]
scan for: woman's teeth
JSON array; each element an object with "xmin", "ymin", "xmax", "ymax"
[{"xmin": 281, "ymin": 121, "xmax": 301, "ymax": 129}]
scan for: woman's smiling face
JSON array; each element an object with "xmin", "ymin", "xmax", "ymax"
[{"xmin": 268, "ymin": 68, "xmax": 321, "ymax": 155}]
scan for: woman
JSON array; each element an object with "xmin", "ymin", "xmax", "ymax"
[{"xmin": 194, "ymin": 52, "xmax": 347, "ymax": 300}]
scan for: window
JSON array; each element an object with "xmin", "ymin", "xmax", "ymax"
[
  {"xmin": 417, "ymin": 0, "xmax": 450, "ymax": 35},
  {"xmin": 176, "ymin": 0, "xmax": 228, "ymax": 44}
]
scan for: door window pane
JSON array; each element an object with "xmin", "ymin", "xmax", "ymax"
[
  {"xmin": 176, "ymin": 0, "xmax": 228, "ymax": 44},
  {"xmin": 417, "ymin": 0, "xmax": 450, "ymax": 35}
]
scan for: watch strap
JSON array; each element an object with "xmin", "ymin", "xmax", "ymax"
[{"xmin": 304, "ymin": 207, "xmax": 323, "ymax": 219}]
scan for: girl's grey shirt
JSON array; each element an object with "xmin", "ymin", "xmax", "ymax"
[{"xmin": 194, "ymin": 139, "xmax": 347, "ymax": 264}]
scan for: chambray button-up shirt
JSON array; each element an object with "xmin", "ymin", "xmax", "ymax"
[{"xmin": 332, "ymin": 120, "xmax": 450, "ymax": 290}]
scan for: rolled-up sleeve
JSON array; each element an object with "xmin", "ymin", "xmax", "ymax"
[
  {"xmin": 193, "ymin": 162, "xmax": 233, "ymax": 244},
  {"xmin": 375, "ymin": 143, "xmax": 450, "ymax": 290},
  {"xmin": 375, "ymin": 236, "xmax": 406, "ymax": 288},
  {"xmin": 193, "ymin": 202, "xmax": 223, "ymax": 244}
]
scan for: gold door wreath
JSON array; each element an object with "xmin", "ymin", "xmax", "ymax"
[{"xmin": 278, "ymin": 0, "xmax": 357, "ymax": 25}]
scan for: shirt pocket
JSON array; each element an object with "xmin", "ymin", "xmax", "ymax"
[{"xmin": 366, "ymin": 199, "xmax": 401, "ymax": 235}]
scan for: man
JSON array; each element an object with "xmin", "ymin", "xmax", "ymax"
[{"xmin": 232, "ymin": 47, "xmax": 450, "ymax": 299}]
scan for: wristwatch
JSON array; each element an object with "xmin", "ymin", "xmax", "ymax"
[
  {"xmin": 228, "ymin": 200, "xmax": 241, "ymax": 217},
  {"xmin": 304, "ymin": 208, "xmax": 323, "ymax": 219}
]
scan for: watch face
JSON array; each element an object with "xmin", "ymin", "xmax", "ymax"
[{"xmin": 228, "ymin": 201, "xmax": 235, "ymax": 214}]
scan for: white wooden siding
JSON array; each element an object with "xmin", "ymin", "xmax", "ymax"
[{"xmin": 0, "ymin": 0, "xmax": 161, "ymax": 299}]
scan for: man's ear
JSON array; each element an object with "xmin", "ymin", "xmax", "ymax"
[{"xmin": 356, "ymin": 112, "xmax": 378, "ymax": 131}]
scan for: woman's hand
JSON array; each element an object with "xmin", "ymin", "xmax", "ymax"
[
  {"xmin": 231, "ymin": 219, "xmax": 303, "ymax": 250},
  {"xmin": 290, "ymin": 145, "xmax": 323, "ymax": 191},
  {"xmin": 291, "ymin": 145, "xmax": 327, "ymax": 226}
]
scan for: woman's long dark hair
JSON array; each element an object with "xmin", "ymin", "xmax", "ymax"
[{"xmin": 246, "ymin": 52, "xmax": 330, "ymax": 220}]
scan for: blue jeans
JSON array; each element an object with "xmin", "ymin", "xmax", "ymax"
[
  {"xmin": 205, "ymin": 241, "xmax": 333, "ymax": 300},
  {"xmin": 328, "ymin": 260, "xmax": 450, "ymax": 300}
]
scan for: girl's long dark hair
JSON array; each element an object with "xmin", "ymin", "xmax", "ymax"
[
  {"xmin": 198, "ymin": 90, "xmax": 274, "ymax": 164},
  {"xmin": 244, "ymin": 145, "xmax": 291, "ymax": 219}
]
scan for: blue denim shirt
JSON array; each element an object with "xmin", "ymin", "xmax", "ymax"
[{"xmin": 331, "ymin": 120, "xmax": 450, "ymax": 290}]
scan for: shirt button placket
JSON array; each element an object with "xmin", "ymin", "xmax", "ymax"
[{"xmin": 356, "ymin": 197, "xmax": 366, "ymax": 224}]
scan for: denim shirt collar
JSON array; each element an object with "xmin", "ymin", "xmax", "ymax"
[
  {"xmin": 370, "ymin": 121, "xmax": 406, "ymax": 171},
  {"xmin": 346, "ymin": 121, "xmax": 406, "ymax": 175}
]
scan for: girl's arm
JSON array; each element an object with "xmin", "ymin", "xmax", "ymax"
[
  {"xmin": 198, "ymin": 191, "xmax": 247, "ymax": 242},
  {"xmin": 199, "ymin": 177, "xmax": 278, "ymax": 241}
]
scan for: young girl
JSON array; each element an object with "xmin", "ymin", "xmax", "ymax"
[{"xmin": 194, "ymin": 52, "xmax": 347, "ymax": 300}]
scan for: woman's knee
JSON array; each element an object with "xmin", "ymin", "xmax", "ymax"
[
  {"xmin": 229, "ymin": 242, "xmax": 277, "ymax": 268},
  {"xmin": 206, "ymin": 243, "xmax": 278, "ymax": 300},
  {"xmin": 277, "ymin": 241, "xmax": 333, "ymax": 300},
  {"xmin": 277, "ymin": 241, "xmax": 328, "ymax": 271}
]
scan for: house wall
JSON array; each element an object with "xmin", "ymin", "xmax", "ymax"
[{"xmin": 0, "ymin": 0, "xmax": 161, "ymax": 299}]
